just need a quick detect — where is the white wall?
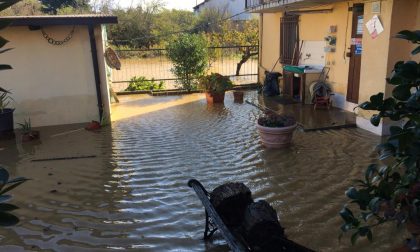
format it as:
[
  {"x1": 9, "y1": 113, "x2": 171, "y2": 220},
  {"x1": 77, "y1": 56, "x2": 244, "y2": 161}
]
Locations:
[
  {"x1": 0, "y1": 25, "x2": 111, "y2": 128},
  {"x1": 195, "y1": 0, "x2": 252, "y2": 20}
]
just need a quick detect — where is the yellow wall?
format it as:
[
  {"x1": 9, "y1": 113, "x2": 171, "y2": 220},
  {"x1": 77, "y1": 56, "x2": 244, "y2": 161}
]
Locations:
[
  {"x1": 1, "y1": 25, "x2": 111, "y2": 128},
  {"x1": 258, "y1": 0, "x2": 420, "y2": 135},
  {"x1": 259, "y1": 12, "x2": 282, "y2": 83},
  {"x1": 299, "y1": 2, "x2": 352, "y2": 95},
  {"x1": 259, "y1": 2, "x2": 356, "y2": 96}
]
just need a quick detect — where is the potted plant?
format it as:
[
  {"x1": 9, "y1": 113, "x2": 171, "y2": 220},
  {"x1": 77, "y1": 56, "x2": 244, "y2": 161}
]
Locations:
[
  {"x1": 0, "y1": 87, "x2": 14, "y2": 136},
  {"x1": 0, "y1": 166, "x2": 29, "y2": 226},
  {"x1": 18, "y1": 118, "x2": 39, "y2": 142},
  {"x1": 199, "y1": 73, "x2": 233, "y2": 104},
  {"x1": 256, "y1": 112, "x2": 297, "y2": 148}
]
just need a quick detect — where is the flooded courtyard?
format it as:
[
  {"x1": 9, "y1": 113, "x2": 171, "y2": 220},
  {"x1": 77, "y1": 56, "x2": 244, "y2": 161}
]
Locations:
[{"x1": 0, "y1": 91, "x2": 408, "y2": 251}]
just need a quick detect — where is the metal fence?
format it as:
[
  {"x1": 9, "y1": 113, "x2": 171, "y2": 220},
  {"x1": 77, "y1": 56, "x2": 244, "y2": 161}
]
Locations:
[{"x1": 111, "y1": 45, "x2": 259, "y2": 92}]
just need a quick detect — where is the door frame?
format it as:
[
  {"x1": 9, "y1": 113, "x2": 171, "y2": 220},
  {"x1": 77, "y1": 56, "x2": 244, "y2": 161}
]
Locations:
[{"x1": 346, "y1": 3, "x2": 364, "y2": 104}]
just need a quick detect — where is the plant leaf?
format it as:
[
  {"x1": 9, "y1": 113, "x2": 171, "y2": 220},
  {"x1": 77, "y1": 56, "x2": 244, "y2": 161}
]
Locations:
[
  {"x1": 370, "y1": 114, "x2": 381, "y2": 126},
  {"x1": 0, "y1": 203, "x2": 18, "y2": 212},
  {"x1": 0, "y1": 211, "x2": 19, "y2": 226},
  {"x1": 392, "y1": 84, "x2": 411, "y2": 101},
  {"x1": 0, "y1": 180, "x2": 27, "y2": 195},
  {"x1": 0, "y1": 65, "x2": 12, "y2": 71},
  {"x1": 0, "y1": 168, "x2": 9, "y2": 190},
  {"x1": 0, "y1": 195, "x2": 11, "y2": 203},
  {"x1": 351, "y1": 231, "x2": 359, "y2": 245},
  {"x1": 0, "y1": 36, "x2": 8, "y2": 48}
]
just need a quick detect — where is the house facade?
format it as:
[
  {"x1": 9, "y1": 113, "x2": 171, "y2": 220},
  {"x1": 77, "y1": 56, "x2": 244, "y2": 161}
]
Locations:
[
  {"x1": 0, "y1": 15, "x2": 117, "y2": 128},
  {"x1": 194, "y1": 0, "x2": 253, "y2": 20},
  {"x1": 248, "y1": 0, "x2": 420, "y2": 135}
]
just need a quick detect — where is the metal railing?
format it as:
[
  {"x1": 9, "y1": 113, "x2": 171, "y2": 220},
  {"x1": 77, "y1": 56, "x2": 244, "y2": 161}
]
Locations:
[
  {"x1": 246, "y1": 0, "x2": 275, "y2": 9},
  {"x1": 245, "y1": 0, "x2": 295, "y2": 9},
  {"x1": 111, "y1": 45, "x2": 259, "y2": 92}
]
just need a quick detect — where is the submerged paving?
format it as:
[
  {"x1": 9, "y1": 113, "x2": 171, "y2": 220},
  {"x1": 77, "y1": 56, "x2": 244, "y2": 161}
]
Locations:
[{"x1": 0, "y1": 91, "x2": 407, "y2": 251}]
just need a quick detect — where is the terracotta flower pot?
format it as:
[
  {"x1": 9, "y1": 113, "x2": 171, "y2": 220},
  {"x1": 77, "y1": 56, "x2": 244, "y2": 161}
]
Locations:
[
  {"x1": 256, "y1": 123, "x2": 297, "y2": 148},
  {"x1": 233, "y1": 91, "x2": 244, "y2": 103},
  {"x1": 205, "y1": 92, "x2": 225, "y2": 104}
]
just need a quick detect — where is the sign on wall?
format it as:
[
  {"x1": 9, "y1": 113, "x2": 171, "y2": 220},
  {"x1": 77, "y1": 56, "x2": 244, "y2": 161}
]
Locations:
[
  {"x1": 371, "y1": 1, "x2": 381, "y2": 14},
  {"x1": 365, "y1": 15, "x2": 384, "y2": 39}
]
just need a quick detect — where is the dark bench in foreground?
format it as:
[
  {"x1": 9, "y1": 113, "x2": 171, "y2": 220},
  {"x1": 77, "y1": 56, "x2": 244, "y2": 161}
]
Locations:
[{"x1": 188, "y1": 179, "x2": 315, "y2": 252}]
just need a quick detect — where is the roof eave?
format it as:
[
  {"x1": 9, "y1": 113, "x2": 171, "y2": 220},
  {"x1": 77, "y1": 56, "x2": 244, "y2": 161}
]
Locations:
[{"x1": 0, "y1": 15, "x2": 118, "y2": 26}]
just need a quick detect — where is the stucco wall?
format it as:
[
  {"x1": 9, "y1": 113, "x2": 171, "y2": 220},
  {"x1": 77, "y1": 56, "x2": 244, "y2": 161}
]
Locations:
[
  {"x1": 259, "y1": 12, "x2": 282, "y2": 83},
  {"x1": 1, "y1": 25, "x2": 110, "y2": 128}
]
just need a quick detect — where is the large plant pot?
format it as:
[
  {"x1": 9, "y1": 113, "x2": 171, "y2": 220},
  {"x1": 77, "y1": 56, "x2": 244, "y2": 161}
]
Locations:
[
  {"x1": 233, "y1": 91, "x2": 244, "y2": 103},
  {"x1": 257, "y1": 123, "x2": 297, "y2": 148},
  {"x1": 206, "y1": 92, "x2": 225, "y2": 104},
  {"x1": 0, "y1": 109, "x2": 14, "y2": 135}
]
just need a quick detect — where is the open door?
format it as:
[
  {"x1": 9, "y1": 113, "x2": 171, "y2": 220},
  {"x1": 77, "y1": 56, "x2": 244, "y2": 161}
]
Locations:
[{"x1": 346, "y1": 4, "x2": 364, "y2": 103}]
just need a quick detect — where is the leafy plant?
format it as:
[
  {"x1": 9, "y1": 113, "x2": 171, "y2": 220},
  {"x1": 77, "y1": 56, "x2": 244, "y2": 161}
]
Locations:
[
  {"x1": 198, "y1": 73, "x2": 233, "y2": 93},
  {"x1": 0, "y1": 167, "x2": 28, "y2": 226},
  {"x1": 340, "y1": 30, "x2": 420, "y2": 245},
  {"x1": 125, "y1": 76, "x2": 164, "y2": 91},
  {"x1": 0, "y1": 0, "x2": 21, "y2": 113},
  {"x1": 166, "y1": 34, "x2": 209, "y2": 91},
  {"x1": 18, "y1": 118, "x2": 31, "y2": 134},
  {"x1": 258, "y1": 113, "x2": 296, "y2": 128},
  {"x1": 0, "y1": 87, "x2": 12, "y2": 112}
]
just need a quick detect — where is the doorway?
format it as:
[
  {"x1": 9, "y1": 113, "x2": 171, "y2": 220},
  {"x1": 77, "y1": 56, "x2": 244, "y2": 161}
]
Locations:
[{"x1": 346, "y1": 3, "x2": 364, "y2": 103}]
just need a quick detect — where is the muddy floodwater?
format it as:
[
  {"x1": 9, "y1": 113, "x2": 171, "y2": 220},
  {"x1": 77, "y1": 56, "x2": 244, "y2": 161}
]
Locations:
[{"x1": 0, "y1": 92, "x2": 408, "y2": 251}]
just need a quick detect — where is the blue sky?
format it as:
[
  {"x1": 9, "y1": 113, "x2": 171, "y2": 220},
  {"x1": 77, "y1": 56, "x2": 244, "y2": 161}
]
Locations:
[{"x1": 117, "y1": 0, "x2": 199, "y2": 10}]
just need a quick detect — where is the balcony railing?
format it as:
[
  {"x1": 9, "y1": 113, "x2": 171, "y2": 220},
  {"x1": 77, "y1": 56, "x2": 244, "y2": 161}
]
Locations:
[{"x1": 245, "y1": 0, "x2": 304, "y2": 10}]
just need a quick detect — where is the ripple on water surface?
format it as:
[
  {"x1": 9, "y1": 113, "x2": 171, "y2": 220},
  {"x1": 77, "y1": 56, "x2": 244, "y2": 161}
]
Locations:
[{"x1": 0, "y1": 92, "x2": 407, "y2": 251}]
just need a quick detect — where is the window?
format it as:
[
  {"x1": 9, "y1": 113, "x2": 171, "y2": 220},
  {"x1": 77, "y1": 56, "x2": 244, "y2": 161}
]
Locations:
[{"x1": 280, "y1": 14, "x2": 299, "y2": 65}]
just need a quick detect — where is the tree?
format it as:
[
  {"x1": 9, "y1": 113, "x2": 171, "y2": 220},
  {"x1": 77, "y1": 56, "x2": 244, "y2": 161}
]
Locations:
[
  {"x1": 166, "y1": 34, "x2": 209, "y2": 91},
  {"x1": 194, "y1": 7, "x2": 230, "y2": 33},
  {"x1": 108, "y1": 1, "x2": 163, "y2": 48},
  {"x1": 339, "y1": 30, "x2": 420, "y2": 248},
  {"x1": 153, "y1": 9, "x2": 196, "y2": 46},
  {"x1": 0, "y1": 0, "x2": 43, "y2": 16},
  {"x1": 41, "y1": 0, "x2": 90, "y2": 14}
]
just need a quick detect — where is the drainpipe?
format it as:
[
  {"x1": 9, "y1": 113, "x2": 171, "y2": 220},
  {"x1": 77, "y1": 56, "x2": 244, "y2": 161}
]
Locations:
[{"x1": 88, "y1": 25, "x2": 104, "y2": 121}]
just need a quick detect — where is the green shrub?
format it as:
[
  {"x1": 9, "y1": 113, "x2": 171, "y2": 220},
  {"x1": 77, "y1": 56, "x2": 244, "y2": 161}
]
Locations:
[
  {"x1": 125, "y1": 76, "x2": 165, "y2": 91},
  {"x1": 339, "y1": 30, "x2": 420, "y2": 245},
  {"x1": 166, "y1": 34, "x2": 209, "y2": 91}
]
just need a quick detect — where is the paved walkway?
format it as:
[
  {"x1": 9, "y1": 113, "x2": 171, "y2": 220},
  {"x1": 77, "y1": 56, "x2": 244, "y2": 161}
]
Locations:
[{"x1": 257, "y1": 95, "x2": 357, "y2": 131}]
